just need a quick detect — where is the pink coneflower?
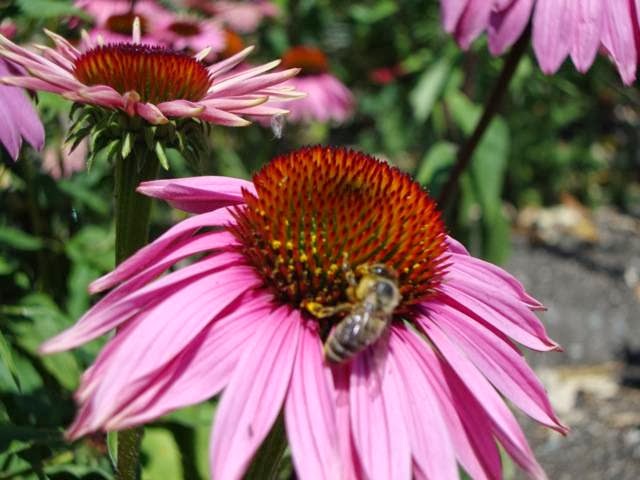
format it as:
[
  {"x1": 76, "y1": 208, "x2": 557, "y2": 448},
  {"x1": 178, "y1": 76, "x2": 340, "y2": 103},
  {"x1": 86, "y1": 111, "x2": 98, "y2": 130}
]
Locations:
[
  {"x1": 0, "y1": 27, "x2": 302, "y2": 127},
  {"x1": 0, "y1": 22, "x2": 44, "y2": 161},
  {"x1": 76, "y1": 0, "x2": 169, "y2": 45},
  {"x1": 42, "y1": 140, "x2": 86, "y2": 179},
  {"x1": 273, "y1": 46, "x2": 354, "y2": 124},
  {"x1": 442, "y1": 0, "x2": 640, "y2": 85},
  {"x1": 188, "y1": 0, "x2": 279, "y2": 34},
  {"x1": 156, "y1": 15, "x2": 225, "y2": 54},
  {"x1": 42, "y1": 146, "x2": 565, "y2": 479}
]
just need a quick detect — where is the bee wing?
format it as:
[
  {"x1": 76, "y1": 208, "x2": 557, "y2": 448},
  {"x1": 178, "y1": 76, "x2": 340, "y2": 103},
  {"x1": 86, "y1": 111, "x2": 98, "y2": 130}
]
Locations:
[
  {"x1": 270, "y1": 113, "x2": 286, "y2": 139},
  {"x1": 360, "y1": 294, "x2": 392, "y2": 397}
]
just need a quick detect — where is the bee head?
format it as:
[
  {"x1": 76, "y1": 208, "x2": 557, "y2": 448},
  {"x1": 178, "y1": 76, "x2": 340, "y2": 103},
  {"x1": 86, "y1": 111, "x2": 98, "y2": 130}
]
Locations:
[{"x1": 367, "y1": 263, "x2": 398, "y2": 281}]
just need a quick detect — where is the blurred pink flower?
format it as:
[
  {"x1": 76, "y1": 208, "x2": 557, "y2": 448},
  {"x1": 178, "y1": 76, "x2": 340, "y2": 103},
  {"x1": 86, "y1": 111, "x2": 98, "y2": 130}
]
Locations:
[
  {"x1": 189, "y1": 0, "x2": 279, "y2": 33},
  {"x1": 441, "y1": 0, "x2": 640, "y2": 85},
  {"x1": 42, "y1": 140, "x2": 86, "y2": 179},
  {"x1": 0, "y1": 22, "x2": 44, "y2": 160},
  {"x1": 155, "y1": 15, "x2": 225, "y2": 54},
  {"x1": 76, "y1": 0, "x2": 170, "y2": 44},
  {"x1": 41, "y1": 146, "x2": 565, "y2": 480},
  {"x1": 274, "y1": 46, "x2": 354, "y2": 124},
  {"x1": 0, "y1": 28, "x2": 303, "y2": 127}
]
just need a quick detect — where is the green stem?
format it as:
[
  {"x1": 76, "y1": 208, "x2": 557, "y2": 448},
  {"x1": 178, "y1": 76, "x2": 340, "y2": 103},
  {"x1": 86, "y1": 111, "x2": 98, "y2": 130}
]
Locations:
[
  {"x1": 245, "y1": 416, "x2": 288, "y2": 480},
  {"x1": 113, "y1": 151, "x2": 159, "y2": 480},
  {"x1": 114, "y1": 151, "x2": 158, "y2": 263},
  {"x1": 437, "y1": 27, "x2": 530, "y2": 209}
]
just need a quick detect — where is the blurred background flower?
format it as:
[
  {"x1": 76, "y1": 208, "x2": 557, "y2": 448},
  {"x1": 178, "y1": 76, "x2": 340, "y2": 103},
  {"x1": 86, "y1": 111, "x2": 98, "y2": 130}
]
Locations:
[
  {"x1": 0, "y1": 20, "x2": 44, "y2": 161},
  {"x1": 273, "y1": 46, "x2": 354, "y2": 124},
  {"x1": 442, "y1": 0, "x2": 640, "y2": 84}
]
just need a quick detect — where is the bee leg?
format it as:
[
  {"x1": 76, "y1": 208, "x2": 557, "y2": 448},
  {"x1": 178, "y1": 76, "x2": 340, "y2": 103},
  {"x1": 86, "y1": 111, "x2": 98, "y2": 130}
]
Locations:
[
  {"x1": 341, "y1": 253, "x2": 358, "y2": 287},
  {"x1": 305, "y1": 301, "x2": 352, "y2": 319}
]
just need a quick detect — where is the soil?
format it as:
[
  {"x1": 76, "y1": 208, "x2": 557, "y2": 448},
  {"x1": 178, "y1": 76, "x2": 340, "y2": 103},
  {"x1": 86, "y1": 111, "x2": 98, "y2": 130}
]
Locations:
[{"x1": 504, "y1": 207, "x2": 640, "y2": 478}]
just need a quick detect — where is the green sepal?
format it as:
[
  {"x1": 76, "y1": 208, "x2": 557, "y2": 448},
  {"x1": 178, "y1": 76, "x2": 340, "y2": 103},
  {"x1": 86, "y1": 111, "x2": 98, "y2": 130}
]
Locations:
[
  {"x1": 121, "y1": 132, "x2": 133, "y2": 159},
  {"x1": 155, "y1": 142, "x2": 170, "y2": 170}
]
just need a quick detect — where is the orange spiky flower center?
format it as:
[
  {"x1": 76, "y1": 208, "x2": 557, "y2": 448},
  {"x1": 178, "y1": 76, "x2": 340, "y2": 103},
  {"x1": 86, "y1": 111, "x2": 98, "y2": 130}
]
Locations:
[
  {"x1": 169, "y1": 20, "x2": 201, "y2": 37},
  {"x1": 281, "y1": 46, "x2": 329, "y2": 76},
  {"x1": 73, "y1": 44, "x2": 212, "y2": 103},
  {"x1": 230, "y1": 146, "x2": 449, "y2": 318},
  {"x1": 106, "y1": 13, "x2": 148, "y2": 36}
]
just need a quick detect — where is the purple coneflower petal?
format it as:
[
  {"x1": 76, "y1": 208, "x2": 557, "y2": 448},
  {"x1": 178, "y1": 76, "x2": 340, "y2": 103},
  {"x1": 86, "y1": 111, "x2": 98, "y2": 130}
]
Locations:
[
  {"x1": 425, "y1": 301, "x2": 565, "y2": 430},
  {"x1": 438, "y1": 282, "x2": 558, "y2": 351},
  {"x1": 78, "y1": 268, "x2": 261, "y2": 430},
  {"x1": 210, "y1": 307, "x2": 301, "y2": 480},
  {"x1": 533, "y1": 0, "x2": 572, "y2": 74},
  {"x1": 448, "y1": 251, "x2": 545, "y2": 309},
  {"x1": 454, "y1": 0, "x2": 493, "y2": 49},
  {"x1": 135, "y1": 102, "x2": 169, "y2": 124},
  {"x1": 442, "y1": 0, "x2": 469, "y2": 33},
  {"x1": 388, "y1": 329, "x2": 458, "y2": 480},
  {"x1": 89, "y1": 208, "x2": 237, "y2": 293},
  {"x1": 157, "y1": 99, "x2": 205, "y2": 117},
  {"x1": 349, "y1": 350, "x2": 411, "y2": 480},
  {"x1": 601, "y1": 0, "x2": 637, "y2": 84},
  {"x1": 488, "y1": 0, "x2": 534, "y2": 55},
  {"x1": 422, "y1": 320, "x2": 550, "y2": 479},
  {"x1": 41, "y1": 250, "x2": 244, "y2": 353},
  {"x1": 138, "y1": 176, "x2": 253, "y2": 213},
  {"x1": 568, "y1": 0, "x2": 603, "y2": 72},
  {"x1": 285, "y1": 321, "x2": 342, "y2": 479},
  {"x1": 199, "y1": 107, "x2": 251, "y2": 127},
  {"x1": 109, "y1": 292, "x2": 270, "y2": 430},
  {"x1": 396, "y1": 327, "x2": 502, "y2": 480}
]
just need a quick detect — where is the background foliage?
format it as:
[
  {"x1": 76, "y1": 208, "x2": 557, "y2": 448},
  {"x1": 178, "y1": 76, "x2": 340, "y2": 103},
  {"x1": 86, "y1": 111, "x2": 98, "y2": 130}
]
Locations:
[{"x1": 1, "y1": 0, "x2": 639, "y2": 478}]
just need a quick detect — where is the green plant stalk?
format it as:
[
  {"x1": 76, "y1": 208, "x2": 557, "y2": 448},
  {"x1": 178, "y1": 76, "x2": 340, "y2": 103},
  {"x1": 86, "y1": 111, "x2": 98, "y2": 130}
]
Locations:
[
  {"x1": 113, "y1": 150, "x2": 159, "y2": 480},
  {"x1": 245, "y1": 416, "x2": 288, "y2": 480},
  {"x1": 437, "y1": 27, "x2": 530, "y2": 209}
]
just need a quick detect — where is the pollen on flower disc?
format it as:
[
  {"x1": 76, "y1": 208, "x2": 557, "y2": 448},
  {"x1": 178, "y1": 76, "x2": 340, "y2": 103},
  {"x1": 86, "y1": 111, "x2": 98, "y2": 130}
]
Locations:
[
  {"x1": 280, "y1": 46, "x2": 329, "y2": 75},
  {"x1": 73, "y1": 44, "x2": 212, "y2": 103},
  {"x1": 230, "y1": 146, "x2": 449, "y2": 318}
]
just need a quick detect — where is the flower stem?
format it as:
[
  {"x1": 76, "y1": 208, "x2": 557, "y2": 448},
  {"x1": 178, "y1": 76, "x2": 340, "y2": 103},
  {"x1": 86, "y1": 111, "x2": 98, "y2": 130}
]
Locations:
[
  {"x1": 114, "y1": 152, "x2": 158, "y2": 263},
  {"x1": 437, "y1": 27, "x2": 530, "y2": 209},
  {"x1": 245, "y1": 416, "x2": 288, "y2": 480},
  {"x1": 113, "y1": 151, "x2": 159, "y2": 479}
]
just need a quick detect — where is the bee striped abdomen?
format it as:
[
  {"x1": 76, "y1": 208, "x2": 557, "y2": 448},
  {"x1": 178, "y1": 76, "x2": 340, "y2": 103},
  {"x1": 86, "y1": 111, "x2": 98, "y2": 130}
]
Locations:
[{"x1": 324, "y1": 308, "x2": 378, "y2": 363}]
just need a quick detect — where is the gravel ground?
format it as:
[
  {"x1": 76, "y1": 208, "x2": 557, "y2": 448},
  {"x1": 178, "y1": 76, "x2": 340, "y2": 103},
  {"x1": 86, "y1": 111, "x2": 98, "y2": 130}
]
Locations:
[
  {"x1": 504, "y1": 208, "x2": 640, "y2": 478},
  {"x1": 507, "y1": 208, "x2": 640, "y2": 367},
  {"x1": 518, "y1": 364, "x2": 640, "y2": 480}
]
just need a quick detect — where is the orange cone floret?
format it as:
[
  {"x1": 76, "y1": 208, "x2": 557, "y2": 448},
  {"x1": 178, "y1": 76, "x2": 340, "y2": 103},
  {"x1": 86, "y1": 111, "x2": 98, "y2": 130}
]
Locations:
[
  {"x1": 230, "y1": 146, "x2": 448, "y2": 318},
  {"x1": 73, "y1": 44, "x2": 212, "y2": 103},
  {"x1": 281, "y1": 46, "x2": 329, "y2": 75}
]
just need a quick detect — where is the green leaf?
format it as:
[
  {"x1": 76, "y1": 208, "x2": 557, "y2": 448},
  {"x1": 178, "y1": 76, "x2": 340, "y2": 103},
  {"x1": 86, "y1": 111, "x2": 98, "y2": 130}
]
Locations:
[
  {"x1": 141, "y1": 428, "x2": 183, "y2": 480},
  {"x1": 415, "y1": 141, "x2": 457, "y2": 196},
  {"x1": 57, "y1": 180, "x2": 110, "y2": 215},
  {"x1": 9, "y1": 294, "x2": 81, "y2": 390},
  {"x1": 107, "y1": 431, "x2": 118, "y2": 471},
  {"x1": 0, "y1": 330, "x2": 20, "y2": 392},
  {"x1": 0, "y1": 226, "x2": 44, "y2": 251},
  {"x1": 16, "y1": 0, "x2": 85, "y2": 19},
  {"x1": 410, "y1": 55, "x2": 454, "y2": 122},
  {"x1": 349, "y1": 1, "x2": 398, "y2": 23}
]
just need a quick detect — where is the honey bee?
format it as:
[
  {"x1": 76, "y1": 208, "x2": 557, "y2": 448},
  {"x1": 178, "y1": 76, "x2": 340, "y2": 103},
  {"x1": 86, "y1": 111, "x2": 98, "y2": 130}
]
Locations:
[{"x1": 305, "y1": 262, "x2": 402, "y2": 364}]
